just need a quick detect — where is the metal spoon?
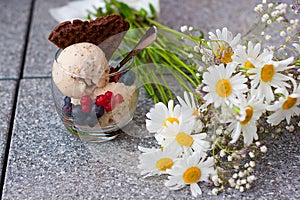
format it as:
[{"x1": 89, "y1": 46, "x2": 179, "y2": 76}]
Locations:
[{"x1": 113, "y1": 26, "x2": 157, "y2": 71}]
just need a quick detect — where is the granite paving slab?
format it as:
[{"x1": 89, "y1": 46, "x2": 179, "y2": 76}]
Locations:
[
  {"x1": 0, "y1": 0, "x2": 32, "y2": 79},
  {"x1": 0, "y1": 80, "x2": 17, "y2": 181},
  {"x1": 23, "y1": 0, "x2": 69, "y2": 78},
  {"x1": 2, "y1": 78, "x2": 299, "y2": 199}
]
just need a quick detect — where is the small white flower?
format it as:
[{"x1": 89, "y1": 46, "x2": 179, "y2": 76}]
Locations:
[
  {"x1": 265, "y1": 35, "x2": 272, "y2": 40},
  {"x1": 165, "y1": 152, "x2": 216, "y2": 197},
  {"x1": 248, "y1": 56, "x2": 294, "y2": 103},
  {"x1": 137, "y1": 145, "x2": 181, "y2": 177},
  {"x1": 146, "y1": 100, "x2": 194, "y2": 133},
  {"x1": 280, "y1": 31, "x2": 286, "y2": 37},
  {"x1": 212, "y1": 188, "x2": 219, "y2": 195},
  {"x1": 267, "y1": 81, "x2": 300, "y2": 125},
  {"x1": 260, "y1": 145, "x2": 267, "y2": 153},
  {"x1": 202, "y1": 63, "x2": 248, "y2": 108},
  {"x1": 249, "y1": 161, "x2": 256, "y2": 167},
  {"x1": 180, "y1": 25, "x2": 188, "y2": 32}
]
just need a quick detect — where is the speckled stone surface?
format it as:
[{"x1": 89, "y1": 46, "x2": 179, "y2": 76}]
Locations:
[
  {"x1": 0, "y1": 81, "x2": 16, "y2": 181},
  {"x1": 23, "y1": 0, "x2": 69, "y2": 78},
  {"x1": 2, "y1": 79, "x2": 300, "y2": 200},
  {"x1": 0, "y1": 0, "x2": 31, "y2": 79}
]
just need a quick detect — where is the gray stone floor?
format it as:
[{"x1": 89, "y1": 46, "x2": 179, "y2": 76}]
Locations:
[{"x1": 0, "y1": 0, "x2": 299, "y2": 199}]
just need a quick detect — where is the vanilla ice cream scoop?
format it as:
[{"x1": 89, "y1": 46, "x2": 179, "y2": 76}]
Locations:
[{"x1": 52, "y1": 42, "x2": 109, "y2": 98}]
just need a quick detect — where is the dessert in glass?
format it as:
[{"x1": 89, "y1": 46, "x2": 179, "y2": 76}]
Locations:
[{"x1": 51, "y1": 42, "x2": 139, "y2": 142}]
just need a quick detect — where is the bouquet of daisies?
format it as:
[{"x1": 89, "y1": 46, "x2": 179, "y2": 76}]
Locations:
[{"x1": 138, "y1": 0, "x2": 299, "y2": 197}]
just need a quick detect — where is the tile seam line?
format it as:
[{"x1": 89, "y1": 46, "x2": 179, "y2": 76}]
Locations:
[{"x1": 0, "y1": 0, "x2": 36, "y2": 197}]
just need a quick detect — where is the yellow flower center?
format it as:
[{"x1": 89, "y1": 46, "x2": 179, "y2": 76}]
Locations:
[
  {"x1": 216, "y1": 79, "x2": 232, "y2": 97},
  {"x1": 261, "y1": 64, "x2": 275, "y2": 82},
  {"x1": 176, "y1": 132, "x2": 194, "y2": 147},
  {"x1": 216, "y1": 46, "x2": 233, "y2": 64},
  {"x1": 183, "y1": 167, "x2": 201, "y2": 184},
  {"x1": 193, "y1": 109, "x2": 199, "y2": 116},
  {"x1": 156, "y1": 158, "x2": 174, "y2": 171},
  {"x1": 240, "y1": 106, "x2": 254, "y2": 125},
  {"x1": 282, "y1": 96, "x2": 297, "y2": 110},
  {"x1": 163, "y1": 117, "x2": 179, "y2": 127},
  {"x1": 245, "y1": 60, "x2": 255, "y2": 69}
]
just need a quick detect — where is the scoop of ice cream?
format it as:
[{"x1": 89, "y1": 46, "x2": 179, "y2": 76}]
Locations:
[{"x1": 52, "y1": 42, "x2": 109, "y2": 98}]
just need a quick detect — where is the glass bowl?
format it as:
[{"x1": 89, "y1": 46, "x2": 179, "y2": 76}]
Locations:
[{"x1": 51, "y1": 43, "x2": 139, "y2": 142}]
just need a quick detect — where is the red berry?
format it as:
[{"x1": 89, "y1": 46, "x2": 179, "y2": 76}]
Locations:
[
  {"x1": 104, "y1": 103, "x2": 113, "y2": 112},
  {"x1": 80, "y1": 95, "x2": 93, "y2": 113},
  {"x1": 104, "y1": 91, "x2": 113, "y2": 99},
  {"x1": 96, "y1": 94, "x2": 108, "y2": 106},
  {"x1": 81, "y1": 104, "x2": 91, "y2": 113},
  {"x1": 113, "y1": 94, "x2": 124, "y2": 104},
  {"x1": 80, "y1": 95, "x2": 92, "y2": 106}
]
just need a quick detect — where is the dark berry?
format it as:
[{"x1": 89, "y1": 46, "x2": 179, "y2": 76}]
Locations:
[
  {"x1": 72, "y1": 105, "x2": 88, "y2": 125},
  {"x1": 64, "y1": 96, "x2": 72, "y2": 105},
  {"x1": 62, "y1": 104, "x2": 72, "y2": 117},
  {"x1": 86, "y1": 114, "x2": 99, "y2": 127},
  {"x1": 93, "y1": 104, "x2": 105, "y2": 118},
  {"x1": 119, "y1": 70, "x2": 135, "y2": 86}
]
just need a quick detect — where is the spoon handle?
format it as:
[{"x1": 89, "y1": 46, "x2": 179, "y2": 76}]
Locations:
[{"x1": 115, "y1": 26, "x2": 157, "y2": 70}]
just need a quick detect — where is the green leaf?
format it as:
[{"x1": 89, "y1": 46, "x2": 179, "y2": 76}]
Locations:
[{"x1": 149, "y1": 3, "x2": 157, "y2": 17}]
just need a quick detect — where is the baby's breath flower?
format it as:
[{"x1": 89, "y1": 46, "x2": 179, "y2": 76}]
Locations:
[
  {"x1": 260, "y1": 145, "x2": 267, "y2": 153},
  {"x1": 265, "y1": 35, "x2": 272, "y2": 40},
  {"x1": 180, "y1": 25, "x2": 188, "y2": 32},
  {"x1": 268, "y1": 3, "x2": 274, "y2": 8},
  {"x1": 249, "y1": 152, "x2": 255, "y2": 158},
  {"x1": 255, "y1": 4, "x2": 264, "y2": 12},
  {"x1": 212, "y1": 188, "x2": 219, "y2": 195},
  {"x1": 280, "y1": 31, "x2": 286, "y2": 37},
  {"x1": 246, "y1": 183, "x2": 251, "y2": 189},
  {"x1": 249, "y1": 161, "x2": 256, "y2": 168},
  {"x1": 239, "y1": 186, "x2": 245, "y2": 192}
]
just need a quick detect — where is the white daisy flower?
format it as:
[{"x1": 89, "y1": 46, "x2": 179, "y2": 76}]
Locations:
[
  {"x1": 165, "y1": 151, "x2": 216, "y2": 197},
  {"x1": 146, "y1": 100, "x2": 194, "y2": 134},
  {"x1": 202, "y1": 62, "x2": 248, "y2": 108},
  {"x1": 208, "y1": 27, "x2": 241, "y2": 64},
  {"x1": 208, "y1": 27, "x2": 241, "y2": 50},
  {"x1": 155, "y1": 122, "x2": 210, "y2": 156},
  {"x1": 177, "y1": 91, "x2": 203, "y2": 132},
  {"x1": 232, "y1": 41, "x2": 273, "y2": 71},
  {"x1": 267, "y1": 80, "x2": 300, "y2": 125},
  {"x1": 137, "y1": 145, "x2": 181, "y2": 177},
  {"x1": 248, "y1": 56, "x2": 294, "y2": 103},
  {"x1": 228, "y1": 94, "x2": 266, "y2": 145}
]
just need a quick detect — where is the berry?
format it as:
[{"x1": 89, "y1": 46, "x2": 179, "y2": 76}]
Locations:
[
  {"x1": 80, "y1": 95, "x2": 93, "y2": 113},
  {"x1": 104, "y1": 102, "x2": 113, "y2": 112},
  {"x1": 93, "y1": 103, "x2": 105, "y2": 118},
  {"x1": 113, "y1": 93, "x2": 124, "y2": 104},
  {"x1": 86, "y1": 114, "x2": 99, "y2": 127},
  {"x1": 104, "y1": 91, "x2": 113, "y2": 99},
  {"x1": 64, "y1": 96, "x2": 72, "y2": 105},
  {"x1": 96, "y1": 91, "x2": 113, "y2": 107},
  {"x1": 119, "y1": 70, "x2": 135, "y2": 86},
  {"x1": 62, "y1": 104, "x2": 72, "y2": 117}
]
